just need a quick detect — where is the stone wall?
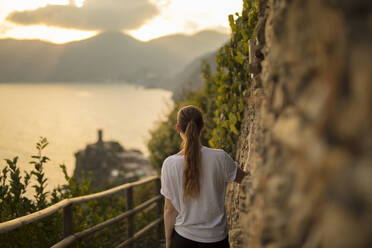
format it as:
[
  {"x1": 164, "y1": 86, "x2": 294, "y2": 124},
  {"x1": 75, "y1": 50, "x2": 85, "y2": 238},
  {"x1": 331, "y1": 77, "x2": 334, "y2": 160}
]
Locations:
[{"x1": 226, "y1": 0, "x2": 372, "y2": 247}]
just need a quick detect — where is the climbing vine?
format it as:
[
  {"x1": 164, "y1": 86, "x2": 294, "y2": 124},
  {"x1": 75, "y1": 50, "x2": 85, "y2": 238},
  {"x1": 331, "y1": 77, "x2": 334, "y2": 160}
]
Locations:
[{"x1": 209, "y1": 0, "x2": 259, "y2": 156}]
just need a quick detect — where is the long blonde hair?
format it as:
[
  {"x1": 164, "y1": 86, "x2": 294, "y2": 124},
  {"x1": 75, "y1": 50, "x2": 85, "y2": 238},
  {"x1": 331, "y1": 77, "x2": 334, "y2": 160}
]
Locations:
[{"x1": 177, "y1": 105, "x2": 204, "y2": 199}]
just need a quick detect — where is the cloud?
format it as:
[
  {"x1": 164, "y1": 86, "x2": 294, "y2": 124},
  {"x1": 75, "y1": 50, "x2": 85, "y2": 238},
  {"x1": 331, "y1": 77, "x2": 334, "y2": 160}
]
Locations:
[
  {"x1": 6, "y1": 0, "x2": 159, "y2": 31},
  {"x1": 184, "y1": 21, "x2": 199, "y2": 32},
  {"x1": 0, "y1": 23, "x2": 11, "y2": 35}
]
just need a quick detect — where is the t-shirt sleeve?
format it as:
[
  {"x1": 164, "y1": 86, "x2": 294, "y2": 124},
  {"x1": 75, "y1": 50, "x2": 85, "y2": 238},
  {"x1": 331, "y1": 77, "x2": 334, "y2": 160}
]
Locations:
[
  {"x1": 223, "y1": 151, "x2": 238, "y2": 182},
  {"x1": 160, "y1": 159, "x2": 173, "y2": 200}
]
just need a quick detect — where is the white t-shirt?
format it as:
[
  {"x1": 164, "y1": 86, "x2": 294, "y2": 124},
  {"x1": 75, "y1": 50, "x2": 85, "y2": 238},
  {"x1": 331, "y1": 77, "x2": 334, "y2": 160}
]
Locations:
[{"x1": 160, "y1": 146, "x2": 238, "y2": 243}]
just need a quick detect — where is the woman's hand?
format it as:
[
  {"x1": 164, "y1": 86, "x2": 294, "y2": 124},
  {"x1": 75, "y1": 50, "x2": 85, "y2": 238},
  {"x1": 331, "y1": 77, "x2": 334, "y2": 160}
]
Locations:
[{"x1": 234, "y1": 166, "x2": 248, "y2": 184}]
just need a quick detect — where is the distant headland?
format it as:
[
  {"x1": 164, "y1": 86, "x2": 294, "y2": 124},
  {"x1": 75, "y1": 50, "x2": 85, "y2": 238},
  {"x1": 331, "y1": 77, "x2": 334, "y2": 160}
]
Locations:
[{"x1": 74, "y1": 129, "x2": 156, "y2": 189}]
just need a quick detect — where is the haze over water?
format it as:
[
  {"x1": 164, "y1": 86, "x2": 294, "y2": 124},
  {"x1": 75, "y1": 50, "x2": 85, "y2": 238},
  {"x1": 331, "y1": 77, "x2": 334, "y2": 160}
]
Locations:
[{"x1": 0, "y1": 83, "x2": 172, "y2": 190}]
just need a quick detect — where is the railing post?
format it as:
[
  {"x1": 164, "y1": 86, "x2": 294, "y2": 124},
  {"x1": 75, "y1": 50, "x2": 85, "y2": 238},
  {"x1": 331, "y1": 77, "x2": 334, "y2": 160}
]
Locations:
[
  {"x1": 63, "y1": 203, "x2": 74, "y2": 238},
  {"x1": 126, "y1": 187, "x2": 134, "y2": 248},
  {"x1": 155, "y1": 178, "x2": 163, "y2": 243}
]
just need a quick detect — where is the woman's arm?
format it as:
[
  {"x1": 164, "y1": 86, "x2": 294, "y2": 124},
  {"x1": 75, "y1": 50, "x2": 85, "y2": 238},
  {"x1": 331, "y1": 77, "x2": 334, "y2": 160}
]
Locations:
[{"x1": 164, "y1": 197, "x2": 178, "y2": 248}]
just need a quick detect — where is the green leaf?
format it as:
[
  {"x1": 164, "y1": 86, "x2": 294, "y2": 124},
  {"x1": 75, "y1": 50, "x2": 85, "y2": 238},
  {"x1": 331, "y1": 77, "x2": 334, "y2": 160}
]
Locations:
[
  {"x1": 228, "y1": 15, "x2": 237, "y2": 32},
  {"x1": 229, "y1": 113, "x2": 238, "y2": 125},
  {"x1": 12, "y1": 157, "x2": 18, "y2": 165},
  {"x1": 5, "y1": 159, "x2": 13, "y2": 166}
]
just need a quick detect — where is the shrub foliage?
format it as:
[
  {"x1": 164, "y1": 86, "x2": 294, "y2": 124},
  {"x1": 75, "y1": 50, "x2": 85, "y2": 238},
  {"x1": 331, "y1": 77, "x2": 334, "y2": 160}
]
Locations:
[{"x1": 0, "y1": 138, "x2": 159, "y2": 248}]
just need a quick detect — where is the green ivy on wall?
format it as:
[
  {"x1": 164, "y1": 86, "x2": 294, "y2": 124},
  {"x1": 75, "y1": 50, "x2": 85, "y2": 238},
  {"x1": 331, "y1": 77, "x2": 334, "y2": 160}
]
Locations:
[{"x1": 209, "y1": 0, "x2": 258, "y2": 157}]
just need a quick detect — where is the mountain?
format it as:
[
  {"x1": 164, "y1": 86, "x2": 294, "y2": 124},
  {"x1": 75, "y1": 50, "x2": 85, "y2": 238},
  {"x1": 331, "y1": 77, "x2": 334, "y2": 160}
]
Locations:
[
  {"x1": 149, "y1": 30, "x2": 228, "y2": 62},
  {"x1": 47, "y1": 32, "x2": 183, "y2": 86},
  {"x1": 0, "y1": 30, "x2": 228, "y2": 89},
  {"x1": 169, "y1": 49, "x2": 220, "y2": 98},
  {"x1": 0, "y1": 39, "x2": 63, "y2": 82}
]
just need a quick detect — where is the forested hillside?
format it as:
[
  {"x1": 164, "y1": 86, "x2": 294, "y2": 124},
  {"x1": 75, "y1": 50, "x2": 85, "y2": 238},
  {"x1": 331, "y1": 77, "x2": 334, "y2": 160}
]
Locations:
[{"x1": 169, "y1": 50, "x2": 218, "y2": 97}]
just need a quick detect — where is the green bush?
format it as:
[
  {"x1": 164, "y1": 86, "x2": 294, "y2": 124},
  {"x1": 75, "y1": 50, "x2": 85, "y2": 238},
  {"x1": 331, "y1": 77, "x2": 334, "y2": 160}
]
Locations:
[
  {"x1": 0, "y1": 138, "x2": 65, "y2": 247},
  {"x1": 0, "y1": 137, "x2": 160, "y2": 248}
]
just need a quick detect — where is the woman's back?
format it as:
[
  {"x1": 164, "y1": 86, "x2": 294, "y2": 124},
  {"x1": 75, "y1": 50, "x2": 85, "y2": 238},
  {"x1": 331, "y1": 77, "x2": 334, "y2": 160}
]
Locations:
[{"x1": 161, "y1": 145, "x2": 237, "y2": 243}]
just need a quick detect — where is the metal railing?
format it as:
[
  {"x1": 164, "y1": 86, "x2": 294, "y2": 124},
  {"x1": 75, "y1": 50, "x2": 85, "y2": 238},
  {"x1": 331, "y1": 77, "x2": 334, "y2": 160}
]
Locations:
[{"x1": 0, "y1": 176, "x2": 163, "y2": 247}]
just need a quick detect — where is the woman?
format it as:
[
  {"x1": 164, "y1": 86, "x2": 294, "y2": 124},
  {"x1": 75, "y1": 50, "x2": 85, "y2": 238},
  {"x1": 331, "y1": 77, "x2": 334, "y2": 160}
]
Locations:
[{"x1": 160, "y1": 105, "x2": 247, "y2": 248}]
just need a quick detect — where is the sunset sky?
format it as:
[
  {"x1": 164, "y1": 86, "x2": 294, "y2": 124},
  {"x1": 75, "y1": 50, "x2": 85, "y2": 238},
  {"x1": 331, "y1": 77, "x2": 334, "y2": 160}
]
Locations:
[{"x1": 0, "y1": 0, "x2": 243, "y2": 43}]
